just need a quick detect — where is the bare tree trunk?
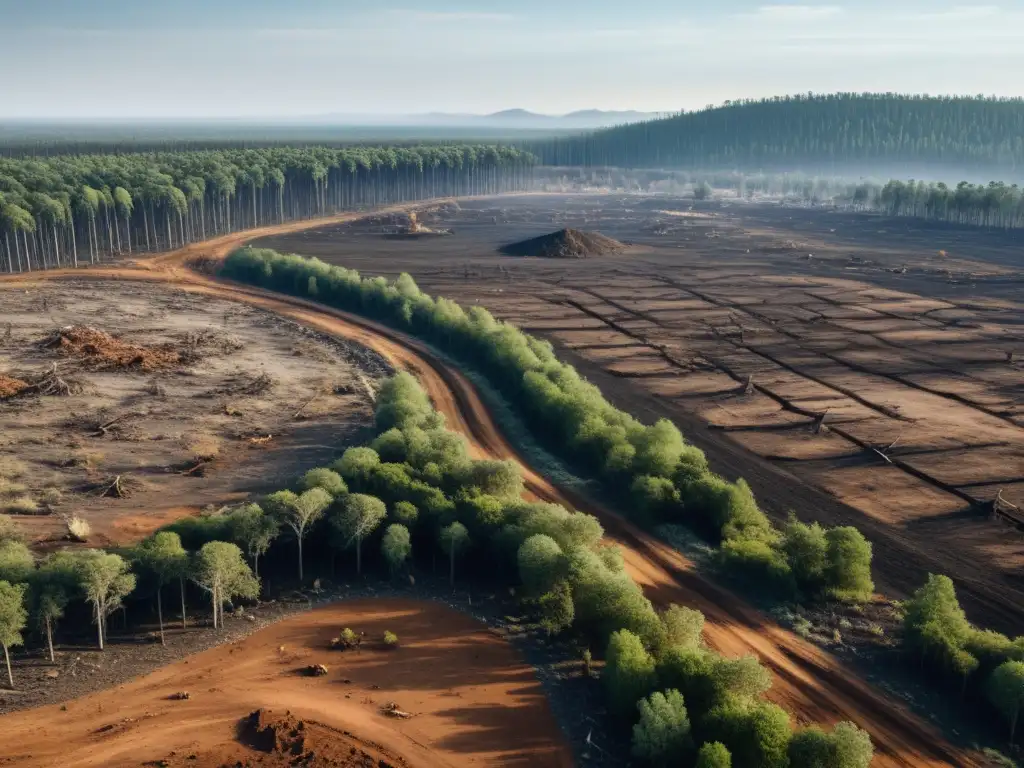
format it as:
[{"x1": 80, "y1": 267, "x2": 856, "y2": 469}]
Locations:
[
  {"x1": 297, "y1": 537, "x2": 304, "y2": 582},
  {"x1": 450, "y1": 548, "x2": 455, "y2": 587},
  {"x1": 179, "y1": 577, "x2": 187, "y2": 629},
  {"x1": 3, "y1": 643, "x2": 11, "y2": 692},
  {"x1": 157, "y1": 587, "x2": 165, "y2": 646},
  {"x1": 356, "y1": 534, "x2": 362, "y2": 575},
  {"x1": 96, "y1": 604, "x2": 104, "y2": 651},
  {"x1": 45, "y1": 617, "x2": 55, "y2": 663}
]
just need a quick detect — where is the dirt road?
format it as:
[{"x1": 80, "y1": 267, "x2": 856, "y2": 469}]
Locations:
[
  {"x1": 0, "y1": 201, "x2": 975, "y2": 767},
  {"x1": 0, "y1": 599, "x2": 571, "y2": 768}
]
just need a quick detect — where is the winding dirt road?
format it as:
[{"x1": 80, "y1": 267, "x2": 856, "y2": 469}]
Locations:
[{"x1": 0, "y1": 204, "x2": 976, "y2": 767}]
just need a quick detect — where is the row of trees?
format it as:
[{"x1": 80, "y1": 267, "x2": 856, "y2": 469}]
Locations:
[
  {"x1": 222, "y1": 248, "x2": 875, "y2": 606},
  {"x1": 0, "y1": 373, "x2": 874, "y2": 765},
  {"x1": 0, "y1": 144, "x2": 535, "y2": 274},
  {"x1": 526, "y1": 94, "x2": 1024, "y2": 173},
  {"x1": 221, "y1": 248, "x2": 1024, "y2": 749}
]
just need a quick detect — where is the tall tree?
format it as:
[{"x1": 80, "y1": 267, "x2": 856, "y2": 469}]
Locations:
[{"x1": 191, "y1": 542, "x2": 259, "y2": 630}]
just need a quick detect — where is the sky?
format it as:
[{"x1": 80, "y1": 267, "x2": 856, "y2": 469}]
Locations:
[{"x1": 2, "y1": 0, "x2": 1024, "y2": 119}]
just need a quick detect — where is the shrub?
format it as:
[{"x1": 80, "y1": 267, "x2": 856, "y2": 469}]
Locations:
[
  {"x1": 781, "y1": 515, "x2": 828, "y2": 594},
  {"x1": 538, "y1": 580, "x2": 575, "y2": 636},
  {"x1": 65, "y1": 514, "x2": 92, "y2": 543},
  {"x1": 660, "y1": 605, "x2": 705, "y2": 652},
  {"x1": 517, "y1": 534, "x2": 566, "y2": 595},
  {"x1": 383, "y1": 630, "x2": 399, "y2": 647},
  {"x1": 717, "y1": 537, "x2": 794, "y2": 598},
  {"x1": 824, "y1": 527, "x2": 874, "y2": 602},
  {"x1": 695, "y1": 742, "x2": 732, "y2": 768},
  {"x1": 987, "y1": 661, "x2": 1024, "y2": 741},
  {"x1": 604, "y1": 629, "x2": 657, "y2": 719},
  {"x1": 0, "y1": 516, "x2": 24, "y2": 544},
  {"x1": 789, "y1": 722, "x2": 873, "y2": 768},
  {"x1": 632, "y1": 689, "x2": 693, "y2": 766},
  {"x1": 702, "y1": 701, "x2": 791, "y2": 768}
]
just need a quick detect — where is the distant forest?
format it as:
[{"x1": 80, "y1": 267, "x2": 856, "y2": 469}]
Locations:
[
  {"x1": 0, "y1": 146, "x2": 534, "y2": 274},
  {"x1": 528, "y1": 94, "x2": 1024, "y2": 176}
]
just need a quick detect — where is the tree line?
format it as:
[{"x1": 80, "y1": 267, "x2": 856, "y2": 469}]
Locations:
[
  {"x1": 0, "y1": 145, "x2": 535, "y2": 274},
  {"x1": 0, "y1": 373, "x2": 875, "y2": 766},
  {"x1": 220, "y1": 248, "x2": 1024, "y2": 749},
  {"x1": 221, "y1": 247, "x2": 876, "y2": 607},
  {"x1": 526, "y1": 94, "x2": 1024, "y2": 174}
]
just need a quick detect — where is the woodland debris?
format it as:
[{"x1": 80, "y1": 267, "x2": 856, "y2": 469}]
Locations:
[
  {"x1": 379, "y1": 702, "x2": 413, "y2": 719},
  {"x1": 26, "y1": 363, "x2": 81, "y2": 397},
  {"x1": 41, "y1": 325, "x2": 181, "y2": 371},
  {"x1": 304, "y1": 664, "x2": 329, "y2": 677},
  {"x1": 169, "y1": 691, "x2": 191, "y2": 701},
  {"x1": 0, "y1": 374, "x2": 30, "y2": 400}
]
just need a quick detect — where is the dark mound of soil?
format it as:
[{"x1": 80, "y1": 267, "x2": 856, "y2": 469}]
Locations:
[
  {"x1": 499, "y1": 228, "x2": 625, "y2": 259},
  {"x1": 158, "y1": 709, "x2": 400, "y2": 767}
]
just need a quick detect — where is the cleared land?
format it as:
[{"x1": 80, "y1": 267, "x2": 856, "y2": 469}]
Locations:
[
  {"x1": 0, "y1": 280, "x2": 388, "y2": 548},
  {"x1": 0, "y1": 197, "x2": 989, "y2": 766},
  {"x1": 256, "y1": 194, "x2": 1024, "y2": 637},
  {"x1": 0, "y1": 598, "x2": 571, "y2": 768}
]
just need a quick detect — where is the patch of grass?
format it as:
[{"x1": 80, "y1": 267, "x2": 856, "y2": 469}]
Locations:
[
  {"x1": 65, "y1": 514, "x2": 91, "y2": 542},
  {"x1": 3, "y1": 496, "x2": 39, "y2": 515},
  {"x1": 0, "y1": 456, "x2": 28, "y2": 480},
  {"x1": 0, "y1": 515, "x2": 26, "y2": 543},
  {"x1": 792, "y1": 617, "x2": 813, "y2": 638},
  {"x1": 39, "y1": 487, "x2": 63, "y2": 507},
  {"x1": 0, "y1": 479, "x2": 28, "y2": 498}
]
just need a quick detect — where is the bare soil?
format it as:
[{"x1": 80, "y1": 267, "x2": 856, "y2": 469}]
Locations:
[
  {"x1": 0, "y1": 280, "x2": 390, "y2": 548},
  {"x1": 0, "y1": 598, "x2": 571, "y2": 768},
  {"x1": 0, "y1": 195, "x2": 994, "y2": 766},
  {"x1": 256, "y1": 194, "x2": 1024, "y2": 638}
]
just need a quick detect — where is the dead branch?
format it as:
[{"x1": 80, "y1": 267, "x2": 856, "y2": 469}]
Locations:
[
  {"x1": 91, "y1": 414, "x2": 129, "y2": 438},
  {"x1": 743, "y1": 375, "x2": 756, "y2": 395},
  {"x1": 869, "y1": 448, "x2": 893, "y2": 465},
  {"x1": 27, "y1": 363, "x2": 80, "y2": 397},
  {"x1": 884, "y1": 432, "x2": 904, "y2": 453},
  {"x1": 178, "y1": 461, "x2": 211, "y2": 477},
  {"x1": 247, "y1": 435, "x2": 273, "y2": 446},
  {"x1": 293, "y1": 392, "x2": 321, "y2": 419},
  {"x1": 813, "y1": 408, "x2": 831, "y2": 434},
  {"x1": 98, "y1": 475, "x2": 128, "y2": 498}
]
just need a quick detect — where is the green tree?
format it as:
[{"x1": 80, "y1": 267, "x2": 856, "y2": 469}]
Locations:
[
  {"x1": 695, "y1": 742, "x2": 732, "y2": 768},
  {"x1": 0, "y1": 540, "x2": 33, "y2": 583},
  {"x1": 332, "y1": 447, "x2": 382, "y2": 487},
  {"x1": 297, "y1": 467, "x2": 347, "y2": 497},
  {"x1": 439, "y1": 521, "x2": 470, "y2": 587},
  {"x1": 632, "y1": 689, "x2": 692, "y2": 766},
  {"x1": 988, "y1": 661, "x2": 1024, "y2": 742},
  {"x1": 31, "y1": 554, "x2": 76, "y2": 663},
  {"x1": 660, "y1": 604, "x2": 705, "y2": 652},
  {"x1": 781, "y1": 516, "x2": 828, "y2": 593},
  {"x1": 133, "y1": 532, "x2": 188, "y2": 645},
  {"x1": 517, "y1": 534, "x2": 565, "y2": 595},
  {"x1": 267, "y1": 488, "x2": 330, "y2": 581},
  {"x1": 228, "y1": 503, "x2": 279, "y2": 577},
  {"x1": 824, "y1": 527, "x2": 873, "y2": 602},
  {"x1": 72, "y1": 550, "x2": 136, "y2": 650},
  {"x1": 703, "y1": 701, "x2": 792, "y2": 768},
  {"x1": 333, "y1": 494, "x2": 387, "y2": 575},
  {"x1": 604, "y1": 629, "x2": 657, "y2": 719},
  {"x1": 191, "y1": 541, "x2": 259, "y2": 630},
  {"x1": 381, "y1": 523, "x2": 412, "y2": 576},
  {"x1": 0, "y1": 580, "x2": 27, "y2": 688},
  {"x1": 392, "y1": 501, "x2": 419, "y2": 527},
  {"x1": 903, "y1": 574, "x2": 972, "y2": 667}
]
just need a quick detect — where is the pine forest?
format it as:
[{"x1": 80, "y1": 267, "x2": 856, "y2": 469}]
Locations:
[{"x1": 0, "y1": 145, "x2": 535, "y2": 274}]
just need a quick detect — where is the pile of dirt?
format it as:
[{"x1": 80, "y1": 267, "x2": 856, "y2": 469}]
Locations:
[
  {"x1": 498, "y1": 228, "x2": 625, "y2": 259},
  {"x1": 41, "y1": 326, "x2": 182, "y2": 371},
  {"x1": 216, "y1": 708, "x2": 398, "y2": 768},
  {"x1": 0, "y1": 374, "x2": 29, "y2": 400}
]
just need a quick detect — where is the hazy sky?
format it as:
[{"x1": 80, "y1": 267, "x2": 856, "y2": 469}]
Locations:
[{"x1": 3, "y1": 1, "x2": 1024, "y2": 118}]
